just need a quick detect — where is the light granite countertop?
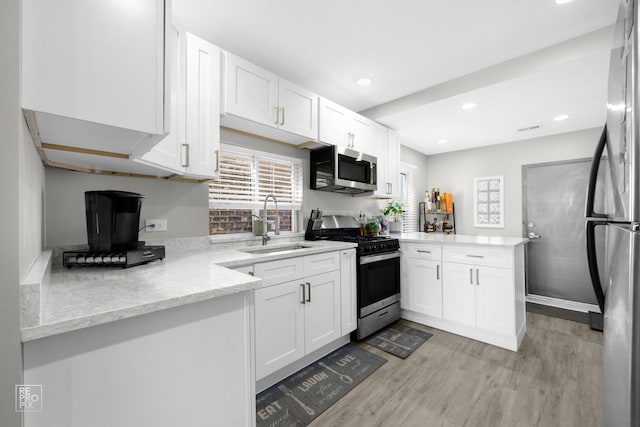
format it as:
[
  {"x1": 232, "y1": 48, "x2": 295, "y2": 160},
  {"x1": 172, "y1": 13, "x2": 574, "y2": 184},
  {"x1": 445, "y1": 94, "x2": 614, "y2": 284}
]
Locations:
[
  {"x1": 21, "y1": 239, "x2": 356, "y2": 342},
  {"x1": 398, "y1": 232, "x2": 529, "y2": 247}
]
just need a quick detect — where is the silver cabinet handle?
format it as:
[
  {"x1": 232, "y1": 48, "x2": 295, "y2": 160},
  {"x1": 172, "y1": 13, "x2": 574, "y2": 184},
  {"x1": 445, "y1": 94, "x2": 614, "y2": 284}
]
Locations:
[
  {"x1": 351, "y1": 132, "x2": 355, "y2": 148},
  {"x1": 181, "y1": 144, "x2": 189, "y2": 168},
  {"x1": 387, "y1": 183, "x2": 392, "y2": 194},
  {"x1": 470, "y1": 268, "x2": 473, "y2": 285},
  {"x1": 274, "y1": 106, "x2": 279, "y2": 124},
  {"x1": 436, "y1": 264, "x2": 440, "y2": 280},
  {"x1": 214, "y1": 149, "x2": 220, "y2": 173},
  {"x1": 306, "y1": 282, "x2": 311, "y2": 303},
  {"x1": 476, "y1": 268, "x2": 480, "y2": 286},
  {"x1": 280, "y1": 107, "x2": 285, "y2": 125},
  {"x1": 466, "y1": 254, "x2": 484, "y2": 259},
  {"x1": 300, "y1": 283, "x2": 306, "y2": 304},
  {"x1": 417, "y1": 250, "x2": 431, "y2": 254}
]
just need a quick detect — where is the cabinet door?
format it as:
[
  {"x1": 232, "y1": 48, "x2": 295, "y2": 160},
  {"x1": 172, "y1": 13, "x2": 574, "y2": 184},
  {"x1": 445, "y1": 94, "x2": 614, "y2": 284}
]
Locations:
[
  {"x1": 184, "y1": 33, "x2": 220, "y2": 178},
  {"x1": 223, "y1": 52, "x2": 278, "y2": 127},
  {"x1": 254, "y1": 280, "x2": 305, "y2": 380},
  {"x1": 22, "y1": 0, "x2": 165, "y2": 135},
  {"x1": 318, "y1": 97, "x2": 350, "y2": 147},
  {"x1": 304, "y1": 270, "x2": 341, "y2": 354},
  {"x1": 340, "y1": 250, "x2": 357, "y2": 335},
  {"x1": 278, "y1": 78, "x2": 318, "y2": 140},
  {"x1": 442, "y1": 262, "x2": 476, "y2": 327},
  {"x1": 386, "y1": 129, "x2": 400, "y2": 198},
  {"x1": 139, "y1": 22, "x2": 185, "y2": 173},
  {"x1": 475, "y1": 266, "x2": 515, "y2": 335},
  {"x1": 407, "y1": 258, "x2": 442, "y2": 318},
  {"x1": 349, "y1": 114, "x2": 373, "y2": 153},
  {"x1": 371, "y1": 123, "x2": 389, "y2": 197}
]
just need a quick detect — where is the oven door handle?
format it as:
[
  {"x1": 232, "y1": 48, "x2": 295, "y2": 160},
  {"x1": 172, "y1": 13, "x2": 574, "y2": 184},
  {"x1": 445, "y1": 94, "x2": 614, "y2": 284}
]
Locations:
[{"x1": 359, "y1": 251, "x2": 401, "y2": 265}]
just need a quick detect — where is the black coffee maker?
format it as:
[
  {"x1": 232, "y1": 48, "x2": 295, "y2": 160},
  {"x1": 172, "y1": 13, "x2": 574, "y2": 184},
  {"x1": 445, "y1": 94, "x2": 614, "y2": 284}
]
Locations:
[
  {"x1": 63, "y1": 190, "x2": 165, "y2": 268},
  {"x1": 85, "y1": 190, "x2": 145, "y2": 251}
]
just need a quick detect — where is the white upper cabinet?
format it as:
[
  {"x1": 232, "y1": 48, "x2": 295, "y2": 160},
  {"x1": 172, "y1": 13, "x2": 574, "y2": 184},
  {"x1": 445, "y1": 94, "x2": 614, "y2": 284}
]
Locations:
[
  {"x1": 223, "y1": 53, "x2": 279, "y2": 126},
  {"x1": 138, "y1": 27, "x2": 221, "y2": 179},
  {"x1": 372, "y1": 125, "x2": 400, "y2": 198},
  {"x1": 22, "y1": 0, "x2": 169, "y2": 159},
  {"x1": 318, "y1": 98, "x2": 374, "y2": 154},
  {"x1": 222, "y1": 52, "x2": 319, "y2": 144}
]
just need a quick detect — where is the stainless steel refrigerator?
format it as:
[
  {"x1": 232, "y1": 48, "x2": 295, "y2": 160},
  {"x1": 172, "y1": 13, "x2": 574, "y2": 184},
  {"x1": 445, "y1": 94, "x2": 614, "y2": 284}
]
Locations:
[{"x1": 585, "y1": 0, "x2": 640, "y2": 426}]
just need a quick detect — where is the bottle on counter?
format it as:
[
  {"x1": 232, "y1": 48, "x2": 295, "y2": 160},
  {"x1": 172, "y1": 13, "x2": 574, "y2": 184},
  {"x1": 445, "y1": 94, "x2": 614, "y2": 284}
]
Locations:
[
  {"x1": 425, "y1": 191, "x2": 432, "y2": 214},
  {"x1": 435, "y1": 195, "x2": 441, "y2": 214},
  {"x1": 445, "y1": 193, "x2": 453, "y2": 214}
]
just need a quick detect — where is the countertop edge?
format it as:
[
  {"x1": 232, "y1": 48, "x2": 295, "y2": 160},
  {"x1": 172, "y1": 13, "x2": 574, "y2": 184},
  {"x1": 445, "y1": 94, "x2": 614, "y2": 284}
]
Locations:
[
  {"x1": 21, "y1": 277, "x2": 262, "y2": 342},
  {"x1": 398, "y1": 233, "x2": 529, "y2": 247}
]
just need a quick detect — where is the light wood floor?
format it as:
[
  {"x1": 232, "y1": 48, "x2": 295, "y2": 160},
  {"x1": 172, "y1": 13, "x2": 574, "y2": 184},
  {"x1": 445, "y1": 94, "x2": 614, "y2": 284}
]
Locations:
[{"x1": 311, "y1": 312, "x2": 603, "y2": 427}]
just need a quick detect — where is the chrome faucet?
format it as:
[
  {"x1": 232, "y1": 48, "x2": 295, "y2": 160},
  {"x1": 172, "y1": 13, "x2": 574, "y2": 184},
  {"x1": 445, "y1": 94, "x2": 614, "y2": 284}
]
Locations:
[{"x1": 262, "y1": 194, "x2": 280, "y2": 245}]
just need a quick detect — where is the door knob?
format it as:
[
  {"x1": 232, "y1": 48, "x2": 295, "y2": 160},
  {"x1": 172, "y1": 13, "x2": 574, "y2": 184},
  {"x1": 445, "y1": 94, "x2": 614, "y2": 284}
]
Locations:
[{"x1": 527, "y1": 232, "x2": 542, "y2": 239}]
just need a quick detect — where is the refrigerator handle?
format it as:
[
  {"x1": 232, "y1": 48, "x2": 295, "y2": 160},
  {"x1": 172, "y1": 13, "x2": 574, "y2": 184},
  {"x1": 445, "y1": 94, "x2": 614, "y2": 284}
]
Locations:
[
  {"x1": 585, "y1": 220, "x2": 607, "y2": 313},
  {"x1": 585, "y1": 124, "x2": 609, "y2": 219}
]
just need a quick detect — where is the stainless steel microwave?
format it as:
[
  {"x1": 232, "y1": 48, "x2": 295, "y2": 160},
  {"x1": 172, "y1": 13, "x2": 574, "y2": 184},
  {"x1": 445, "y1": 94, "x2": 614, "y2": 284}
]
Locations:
[{"x1": 310, "y1": 145, "x2": 377, "y2": 194}]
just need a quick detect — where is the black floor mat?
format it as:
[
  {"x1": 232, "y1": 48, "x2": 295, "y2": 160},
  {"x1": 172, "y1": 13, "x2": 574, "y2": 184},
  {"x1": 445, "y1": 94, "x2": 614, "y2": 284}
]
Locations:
[{"x1": 364, "y1": 322, "x2": 432, "y2": 359}]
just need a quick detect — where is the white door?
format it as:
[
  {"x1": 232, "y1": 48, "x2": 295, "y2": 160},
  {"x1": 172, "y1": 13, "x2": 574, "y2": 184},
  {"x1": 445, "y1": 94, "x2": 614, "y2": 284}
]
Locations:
[
  {"x1": 278, "y1": 78, "x2": 318, "y2": 140},
  {"x1": 340, "y1": 249, "x2": 357, "y2": 335},
  {"x1": 408, "y1": 258, "x2": 442, "y2": 318},
  {"x1": 349, "y1": 113, "x2": 373, "y2": 153},
  {"x1": 318, "y1": 97, "x2": 350, "y2": 147},
  {"x1": 224, "y1": 52, "x2": 278, "y2": 127},
  {"x1": 475, "y1": 266, "x2": 515, "y2": 335},
  {"x1": 304, "y1": 270, "x2": 341, "y2": 353},
  {"x1": 442, "y1": 262, "x2": 476, "y2": 327},
  {"x1": 254, "y1": 280, "x2": 305, "y2": 380},
  {"x1": 184, "y1": 33, "x2": 220, "y2": 178},
  {"x1": 139, "y1": 22, "x2": 184, "y2": 172},
  {"x1": 386, "y1": 129, "x2": 400, "y2": 197}
]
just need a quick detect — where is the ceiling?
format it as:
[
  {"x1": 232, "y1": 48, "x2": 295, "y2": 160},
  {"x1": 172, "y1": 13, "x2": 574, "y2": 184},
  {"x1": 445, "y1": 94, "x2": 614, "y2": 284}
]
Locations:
[{"x1": 173, "y1": 0, "x2": 619, "y2": 155}]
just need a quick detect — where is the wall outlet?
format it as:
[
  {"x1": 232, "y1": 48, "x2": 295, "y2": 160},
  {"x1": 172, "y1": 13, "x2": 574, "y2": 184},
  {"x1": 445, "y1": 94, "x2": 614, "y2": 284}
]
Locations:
[{"x1": 145, "y1": 219, "x2": 167, "y2": 232}]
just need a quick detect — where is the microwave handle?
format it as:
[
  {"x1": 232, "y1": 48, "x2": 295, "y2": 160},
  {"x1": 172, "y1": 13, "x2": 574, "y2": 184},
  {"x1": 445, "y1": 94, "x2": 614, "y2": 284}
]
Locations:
[{"x1": 371, "y1": 162, "x2": 377, "y2": 186}]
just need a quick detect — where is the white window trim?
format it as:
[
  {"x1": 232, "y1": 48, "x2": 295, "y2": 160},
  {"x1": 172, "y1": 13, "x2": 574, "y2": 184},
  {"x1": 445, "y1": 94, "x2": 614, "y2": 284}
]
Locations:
[{"x1": 209, "y1": 143, "x2": 303, "y2": 235}]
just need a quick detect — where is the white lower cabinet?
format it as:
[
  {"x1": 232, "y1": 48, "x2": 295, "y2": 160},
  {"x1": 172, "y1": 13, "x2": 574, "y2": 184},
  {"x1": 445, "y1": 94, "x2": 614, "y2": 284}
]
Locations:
[
  {"x1": 340, "y1": 249, "x2": 357, "y2": 335},
  {"x1": 253, "y1": 250, "x2": 353, "y2": 381},
  {"x1": 407, "y1": 258, "x2": 442, "y2": 318},
  {"x1": 401, "y1": 241, "x2": 526, "y2": 351},
  {"x1": 303, "y1": 270, "x2": 341, "y2": 353},
  {"x1": 255, "y1": 280, "x2": 305, "y2": 379}
]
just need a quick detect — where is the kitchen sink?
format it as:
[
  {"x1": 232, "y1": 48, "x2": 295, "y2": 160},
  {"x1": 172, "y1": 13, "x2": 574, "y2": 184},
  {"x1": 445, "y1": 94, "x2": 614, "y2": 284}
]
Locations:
[{"x1": 239, "y1": 244, "x2": 313, "y2": 255}]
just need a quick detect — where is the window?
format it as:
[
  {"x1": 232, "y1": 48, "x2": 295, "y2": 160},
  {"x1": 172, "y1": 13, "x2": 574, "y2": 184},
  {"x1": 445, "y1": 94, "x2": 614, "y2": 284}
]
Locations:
[
  {"x1": 399, "y1": 165, "x2": 417, "y2": 233},
  {"x1": 209, "y1": 145, "x2": 303, "y2": 235}
]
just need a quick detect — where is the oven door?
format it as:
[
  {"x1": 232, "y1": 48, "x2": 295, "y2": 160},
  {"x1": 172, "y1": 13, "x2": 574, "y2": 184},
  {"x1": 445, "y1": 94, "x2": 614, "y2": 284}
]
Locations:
[{"x1": 358, "y1": 251, "x2": 401, "y2": 316}]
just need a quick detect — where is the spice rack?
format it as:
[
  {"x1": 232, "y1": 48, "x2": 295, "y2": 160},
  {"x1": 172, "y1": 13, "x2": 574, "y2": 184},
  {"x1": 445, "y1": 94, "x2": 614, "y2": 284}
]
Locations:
[{"x1": 418, "y1": 202, "x2": 456, "y2": 234}]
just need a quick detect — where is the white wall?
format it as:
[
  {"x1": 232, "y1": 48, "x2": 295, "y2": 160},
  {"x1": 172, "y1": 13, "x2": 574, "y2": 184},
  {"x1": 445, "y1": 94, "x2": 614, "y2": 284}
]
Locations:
[
  {"x1": 1, "y1": 0, "x2": 29, "y2": 424},
  {"x1": 44, "y1": 128, "x2": 389, "y2": 247},
  {"x1": 424, "y1": 127, "x2": 601, "y2": 236},
  {"x1": 45, "y1": 168, "x2": 210, "y2": 247}
]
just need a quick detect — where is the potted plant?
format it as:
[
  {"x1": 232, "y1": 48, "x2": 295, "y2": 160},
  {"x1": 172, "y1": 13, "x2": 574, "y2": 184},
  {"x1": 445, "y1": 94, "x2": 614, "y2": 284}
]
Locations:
[{"x1": 382, "y1": 200, "x2": 404, "y2": 233}]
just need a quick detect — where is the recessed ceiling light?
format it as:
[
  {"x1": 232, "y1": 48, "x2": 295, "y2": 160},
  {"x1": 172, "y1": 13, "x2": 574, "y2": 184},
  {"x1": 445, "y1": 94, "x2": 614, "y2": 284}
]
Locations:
[
  {"x1": 462, "y1": 102, "x2": 478, "y2": 110},
  {"x1": 356, "y1": 77, "x2": 372, "y2": 86},
  {"x1": 437, "y1": 139, "x2": 448, "y2": 144},
  {"x1": 554, "y1": 114, "x2": 570, "y2": 121},
  {"x1": 554, "y1": 0, "x2": 574, "y2": 4}
]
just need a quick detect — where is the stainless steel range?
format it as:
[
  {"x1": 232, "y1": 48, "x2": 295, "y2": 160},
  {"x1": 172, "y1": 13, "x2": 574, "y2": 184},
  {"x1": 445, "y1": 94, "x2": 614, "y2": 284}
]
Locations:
[{"x1": 305, "y1": 213, "x2": 401, "y2": 339}]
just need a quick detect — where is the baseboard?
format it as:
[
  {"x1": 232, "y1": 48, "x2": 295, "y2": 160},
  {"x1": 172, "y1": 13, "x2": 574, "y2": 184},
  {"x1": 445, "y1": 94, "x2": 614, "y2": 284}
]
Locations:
[{"x1": 526, "y1": 294, "x2": 601, "y2": 314}]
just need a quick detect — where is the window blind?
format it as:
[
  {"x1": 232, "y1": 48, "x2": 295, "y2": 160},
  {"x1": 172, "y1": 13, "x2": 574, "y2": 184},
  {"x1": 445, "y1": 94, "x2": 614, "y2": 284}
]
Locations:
[
  {"x1": 400, "y1": 171, "x2": 418, "y2": 233},
  {"x1": 209, "y1": 147, "x2": 303, "y2": 210}
]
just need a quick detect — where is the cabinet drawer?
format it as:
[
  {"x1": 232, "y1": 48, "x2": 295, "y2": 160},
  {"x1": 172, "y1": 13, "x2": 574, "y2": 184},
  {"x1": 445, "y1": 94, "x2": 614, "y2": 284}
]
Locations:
[
  {"x1": 304, "y1": 251, "x2": 340, "y2": 276},
  {"x1": 254, "y1": 257, "x2": 304, "y2": 287},
  {"x1": 401, "y1": 243, "x2": 442, "y2": 261},
  {"x1": 443, "y1": 245, "x2": 512, "y2": 268}
]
